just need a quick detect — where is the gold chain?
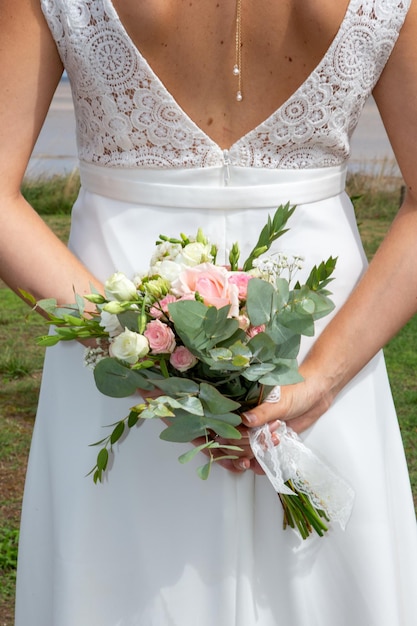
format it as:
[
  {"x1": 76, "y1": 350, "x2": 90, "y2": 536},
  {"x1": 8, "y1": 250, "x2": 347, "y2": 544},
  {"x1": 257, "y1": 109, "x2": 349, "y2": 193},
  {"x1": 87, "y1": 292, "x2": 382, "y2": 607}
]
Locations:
[{"x1": 233, "y1": 0, "x2": 243, "y2": 102}]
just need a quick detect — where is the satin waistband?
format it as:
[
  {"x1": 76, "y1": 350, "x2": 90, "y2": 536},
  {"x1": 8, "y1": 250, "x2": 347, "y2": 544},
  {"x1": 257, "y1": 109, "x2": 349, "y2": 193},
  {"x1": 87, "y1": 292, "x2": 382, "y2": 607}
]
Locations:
[{"x1": 79, "y1": 162, "x2": 347, "y2": 209}]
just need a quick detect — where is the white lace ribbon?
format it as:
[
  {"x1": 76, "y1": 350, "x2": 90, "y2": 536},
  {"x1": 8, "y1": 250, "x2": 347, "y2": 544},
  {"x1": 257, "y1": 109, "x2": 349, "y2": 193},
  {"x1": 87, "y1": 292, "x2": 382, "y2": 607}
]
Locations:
[{"x1": 249, "y1": 422, "x2": 355, "y2": 530}]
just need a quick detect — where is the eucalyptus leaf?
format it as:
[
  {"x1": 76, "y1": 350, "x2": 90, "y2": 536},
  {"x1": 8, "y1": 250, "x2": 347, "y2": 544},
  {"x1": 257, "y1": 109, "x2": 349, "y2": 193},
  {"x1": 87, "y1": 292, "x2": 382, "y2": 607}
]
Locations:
[
  {"x1": 199, "y1": 382, "x2": 241, "y2": 414},
  {"x1": 75, "y1": 292, "x2": 86, "y2": 315},
  {"x1": 168, "y1": 300, "x2": 209, "y2": 340},
  {"x1": 209, "y1": 347, "x2": 233, "y2": 361},
  {"x1": 204, "y1": 419, "x2": 242, "y2": 439},
  {"x1": 241, "y1": 362, "x2": 276, "y2": 382},
  {"x1": 197, "y1": 462, "x2": 211, "y2": 480},
  {"x1": 117, "y1": 310, "x2": 142, "y2": 332},
  {"x1": 94, "y1": 357, "x2": 155, "y2": 397},
  {"x1": 36, "y1": 297, "x2": 59, "y2": 315},
  {"x1": 258, "y1": 359, "x2": 304, "y2": 385},
  {"x1": 247, "y1": 332, "x2": 277, "y2": 361},
  {"x1": 151, "y1": 377, "x2": 200, "y2": 395},
  {"x1": 245, "y1": 278, "x2": 276, "y2": 326},
  {"x1": 159, "y1": 415, "x2": 207, "y2": 442},
  {"x1": 203, "y1": 305, "x2": 230, "y2": 337},
  {"x1": 277, "y1": 308, "x2": 315, "y2": 336},
  {"x1": 178, "y1": 442, "x2": 210, "y2": 464}
]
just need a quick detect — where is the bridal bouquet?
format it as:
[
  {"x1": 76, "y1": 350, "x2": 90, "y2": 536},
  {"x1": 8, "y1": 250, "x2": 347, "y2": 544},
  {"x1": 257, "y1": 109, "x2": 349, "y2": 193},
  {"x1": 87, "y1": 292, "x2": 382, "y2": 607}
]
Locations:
[{"x1": 29, "y1": 204, "x2": 354, "y2": 539}]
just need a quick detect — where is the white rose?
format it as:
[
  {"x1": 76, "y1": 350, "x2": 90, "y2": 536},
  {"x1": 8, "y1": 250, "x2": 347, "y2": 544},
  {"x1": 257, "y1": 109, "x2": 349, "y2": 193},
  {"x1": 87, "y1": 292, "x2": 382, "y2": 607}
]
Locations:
[
  {"x1": 105, "y1": 272, "x2": 137, "y2": 301},
  {"x1": 179, "y1": 242, "x2": 212, "y2": 266},
  {"x1": 99, "y1": 311, "x2": 123, "y2": 338},
  {"x1": 149, "y1": 259, "x2": 185, "y2": 283},
  {"x1": 109, "y1": 328, "x2": 149, "y2": 364}
]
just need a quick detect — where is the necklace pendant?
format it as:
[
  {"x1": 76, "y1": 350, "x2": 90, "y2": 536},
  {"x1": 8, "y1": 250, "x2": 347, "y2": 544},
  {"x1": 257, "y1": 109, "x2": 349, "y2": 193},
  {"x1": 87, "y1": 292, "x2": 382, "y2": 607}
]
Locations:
[
  {"x1": 233, "y1": 64, "x2": 240, "y2": 76},
  {"x1": 236, "y1": 91, "x2": 243, "y2": 102}
]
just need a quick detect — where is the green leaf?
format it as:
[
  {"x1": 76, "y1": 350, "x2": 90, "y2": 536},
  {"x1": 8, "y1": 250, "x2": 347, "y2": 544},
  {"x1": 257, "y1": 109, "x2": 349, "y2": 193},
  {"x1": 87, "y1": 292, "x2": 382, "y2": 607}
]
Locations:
[
  {"x1": 168, "y1": 300, "x2": 209, "y2": 343},
  {"x1": 178, "y1": 442, "x2": 210, "y2": 464},
  {"x1": 36, "y1": 335, "x2": 62, "y2": 347},
  {"x1": 75, "y1": 292, "x2": 86, "y2": 315},
  {"x1": 159, "y1": 415, "x2": 207, "y2": 442},
  {"x1": 301, "y1": 256, "x2": 337, "y2": 292},
  {"x1": 197, "y1": 462, "x2": 212, "y2": 480},
  {"x1": 272, "y1": 332, "x2": 301, "y2": 359},
  {"x1": 96, "y1": 448, "x2": 109, "y2": 472},
  {"x1": 257, "y1": 359, "x2": 304, "y2": 385},
  {"x1": 117, "y1": 310, "x2": 142, "y2": 332},
  {"x1": 36, "y1": 297, "x2": 59, "y2": 316},
  {"x1": 247, "y1": 332, "x2": 277, "y2": 361},
  {"x1": 232, "y1": 354, "x2": 250, "y2": 367},
  {"x1": 110, "y1": 421, "x2": 125, "y2": 445},
  {"x1": 246, "y1": 278, "x2": 276, "y2": 326},
  {"x1": 204, "y1": 419, "x2": 241, "y2": 439},
  {"x1": 277, "y1": 308, "x2": 315, "y2": 336},
  {"x1": 242, "y1": 203, "x2": 296, "y2": 271},
  {"x1": 151, "y1": 376, "x2": 200, "y2": 395},
  {"x1": 209, "y1": 347, "x2": 233, "y2": 361},
  {"x1": 127, "y1": 411, "x2": 141, "y2": 428},
  {"x1": 199, "y1": 382, "x2": 241, "y2": 414},
  {"x1": 241, "y1": 362, "x2": 276, "y2": 381},
  {"x1": 18, "y1": 288, "x2": 37, "y2": 306},
  {"x1": 94, "y1": 358, "x2": 155, "y2": 397},
  {"x1": 203, "y1": 305, "x2": 229, "y2": 337}
]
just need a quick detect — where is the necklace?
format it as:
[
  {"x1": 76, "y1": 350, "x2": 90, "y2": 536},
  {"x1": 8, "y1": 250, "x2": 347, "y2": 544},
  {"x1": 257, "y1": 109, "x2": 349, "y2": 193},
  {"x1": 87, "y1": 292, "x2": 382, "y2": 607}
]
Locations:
[{"x1": 233, "y1": 0, "x2": 243, "y2": 102}]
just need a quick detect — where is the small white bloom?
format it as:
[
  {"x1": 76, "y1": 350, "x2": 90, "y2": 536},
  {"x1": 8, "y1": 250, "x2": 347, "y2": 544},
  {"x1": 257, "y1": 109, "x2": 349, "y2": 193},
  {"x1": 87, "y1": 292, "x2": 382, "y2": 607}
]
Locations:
[
  {"x1": 99, "y1": 311, "x2": 124, "y2": 338},
  {"x1": 149, "y1": 259, "x2": 186, "y2": 283},
  {"x1": 105, "y1": 272, "x2": 137, "y2": 301},
  {"x1": 150, "y1": 242, "x2": 183, "y2": 266},
  {"x1": 109, "y1": 328, "x2": 149, "y2": 364}
]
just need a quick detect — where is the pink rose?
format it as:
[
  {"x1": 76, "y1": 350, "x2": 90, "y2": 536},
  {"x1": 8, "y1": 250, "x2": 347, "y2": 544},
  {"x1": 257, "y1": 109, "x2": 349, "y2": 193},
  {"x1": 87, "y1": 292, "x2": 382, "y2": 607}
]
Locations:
[
  {"x1": 246, "y1": 324, "x2": 266, "y2": 338},
  {"x1": 227, "y1": 272, "x2": 252, "y2": 300},
  {"x1": 169, "y1": 346, "x2": 198, "y2": 372},
  {"x1": 172, "y1": 263, "x2": 239, "y2": 317},
  {"x1": 144, "y1": 319, "x2": 176, "y2": 354},
  {"x1": 149, "y1": 294, "x2": 177, "y2": 319},
  {"x1": 238, "y1": 314, "x2": 250, "y2": 331}
]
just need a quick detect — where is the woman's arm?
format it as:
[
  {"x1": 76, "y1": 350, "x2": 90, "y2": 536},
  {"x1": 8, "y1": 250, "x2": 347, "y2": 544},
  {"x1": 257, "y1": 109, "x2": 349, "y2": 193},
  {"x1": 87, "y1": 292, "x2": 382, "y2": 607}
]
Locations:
[
  {"x1": 0, "y1": 0, "x2": 102, "y2": 306},
  {"x1": 241, "y1": 0, "x2": 417, "y2": 433}
]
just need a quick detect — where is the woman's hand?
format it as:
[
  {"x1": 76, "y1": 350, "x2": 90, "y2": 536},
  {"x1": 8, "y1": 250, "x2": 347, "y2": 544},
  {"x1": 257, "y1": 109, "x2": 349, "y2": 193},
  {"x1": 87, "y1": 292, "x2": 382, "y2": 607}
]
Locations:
[{"x1": 240, "y1": 373, "x2": 333, "y2": 436}]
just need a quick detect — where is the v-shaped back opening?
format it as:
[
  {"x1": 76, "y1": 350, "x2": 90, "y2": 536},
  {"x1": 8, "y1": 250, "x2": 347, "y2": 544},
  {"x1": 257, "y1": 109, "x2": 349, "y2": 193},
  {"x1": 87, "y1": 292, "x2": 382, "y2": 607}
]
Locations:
[{"x1": 106, "y1": 0, "x2": 355, "y2": 152}]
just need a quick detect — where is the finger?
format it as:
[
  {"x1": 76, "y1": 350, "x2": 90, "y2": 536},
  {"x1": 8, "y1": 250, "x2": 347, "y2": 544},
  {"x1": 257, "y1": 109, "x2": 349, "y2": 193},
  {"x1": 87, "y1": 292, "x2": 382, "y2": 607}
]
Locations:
[{"x1": 240, "y1": 401, "x2": 284, "y2": 428}]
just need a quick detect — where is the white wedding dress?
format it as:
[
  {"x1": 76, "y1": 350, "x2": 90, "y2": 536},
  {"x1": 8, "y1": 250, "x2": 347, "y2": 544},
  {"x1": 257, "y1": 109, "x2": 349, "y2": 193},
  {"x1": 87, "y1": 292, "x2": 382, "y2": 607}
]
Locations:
[{"x1": 16, "y1": 1, "x2": 417, "y2": 625}]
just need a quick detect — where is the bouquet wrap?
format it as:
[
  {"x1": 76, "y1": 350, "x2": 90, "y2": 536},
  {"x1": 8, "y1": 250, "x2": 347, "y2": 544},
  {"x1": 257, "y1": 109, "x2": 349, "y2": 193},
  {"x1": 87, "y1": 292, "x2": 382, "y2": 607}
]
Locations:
[{"x1": 249, "y1": 422, "x2": 355, "y2": 530}]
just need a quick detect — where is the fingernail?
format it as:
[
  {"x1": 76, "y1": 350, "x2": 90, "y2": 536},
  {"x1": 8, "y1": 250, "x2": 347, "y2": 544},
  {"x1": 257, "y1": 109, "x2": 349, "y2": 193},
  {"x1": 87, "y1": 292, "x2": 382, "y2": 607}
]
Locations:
[
  {"x1": 268, "y1": 420, "x2": 281, "y2": 432},
  {"x1": 238, "y1": 459, "x2": 249, "y2": 471},
  {"x1": 271, "y1": 433, "x2": 280, "y2": 446},
  {"x1": 241, "y1": 411, "x2": 256, "y2": 425}
]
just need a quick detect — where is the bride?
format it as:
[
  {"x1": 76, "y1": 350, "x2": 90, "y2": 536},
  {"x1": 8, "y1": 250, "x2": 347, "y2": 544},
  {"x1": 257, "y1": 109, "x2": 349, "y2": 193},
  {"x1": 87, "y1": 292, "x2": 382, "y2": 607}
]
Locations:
[{"x1": 1, "y1": 1, "x2": 417, "y2": 624}]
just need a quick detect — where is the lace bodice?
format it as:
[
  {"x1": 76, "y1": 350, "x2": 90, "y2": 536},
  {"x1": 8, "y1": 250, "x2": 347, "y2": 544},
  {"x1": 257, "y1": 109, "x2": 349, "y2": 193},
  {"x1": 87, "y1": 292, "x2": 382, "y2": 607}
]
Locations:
[{"x1": 41, "y1": 0, "x2": 409, "y2": 169}]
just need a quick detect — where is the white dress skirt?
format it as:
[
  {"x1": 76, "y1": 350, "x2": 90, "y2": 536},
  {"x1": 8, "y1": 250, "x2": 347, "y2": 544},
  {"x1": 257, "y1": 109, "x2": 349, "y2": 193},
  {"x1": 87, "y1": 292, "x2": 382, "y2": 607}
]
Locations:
[{"x1": 15, "y1": 163, "x2": 417, "y2": 626}]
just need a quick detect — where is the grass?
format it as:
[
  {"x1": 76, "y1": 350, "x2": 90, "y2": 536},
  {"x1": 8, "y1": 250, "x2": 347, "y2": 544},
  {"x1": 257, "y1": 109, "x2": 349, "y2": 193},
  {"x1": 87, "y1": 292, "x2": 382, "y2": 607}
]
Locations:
[{"x1": 0, "y1": 169, "x2": 416, "y2": 624}]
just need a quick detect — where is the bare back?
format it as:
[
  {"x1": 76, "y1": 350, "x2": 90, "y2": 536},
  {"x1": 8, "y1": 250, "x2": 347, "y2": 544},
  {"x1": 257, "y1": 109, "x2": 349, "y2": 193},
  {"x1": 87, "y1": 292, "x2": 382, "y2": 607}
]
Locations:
[{"x1": 111, "y1": 0, "x2": 351, "y2": 149}]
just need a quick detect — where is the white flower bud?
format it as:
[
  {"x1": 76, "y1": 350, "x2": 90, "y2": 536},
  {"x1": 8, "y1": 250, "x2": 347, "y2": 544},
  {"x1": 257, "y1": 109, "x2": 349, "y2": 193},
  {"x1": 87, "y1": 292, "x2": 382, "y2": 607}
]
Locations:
[{"x1": 104, "y1": 272, "x2": 137, "y2": 302}]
